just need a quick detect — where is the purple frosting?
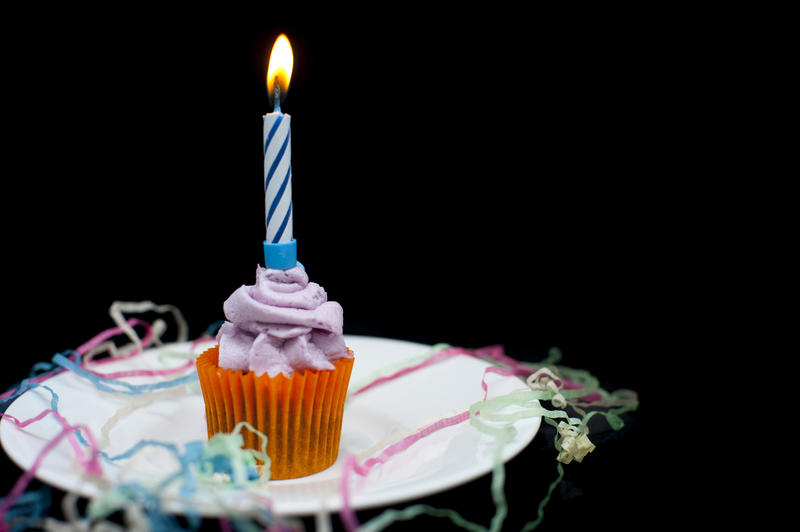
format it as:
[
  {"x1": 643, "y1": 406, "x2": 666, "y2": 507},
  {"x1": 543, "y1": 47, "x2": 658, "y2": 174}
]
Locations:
[{"x1": 216, "y1": 266, "x2": 348, "y2": 377}]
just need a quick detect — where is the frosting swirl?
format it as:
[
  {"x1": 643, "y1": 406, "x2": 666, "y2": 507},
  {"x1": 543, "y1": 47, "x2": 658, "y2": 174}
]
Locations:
[{"x1": 216, "y1": 266, "x2": 347, "y2": 377}]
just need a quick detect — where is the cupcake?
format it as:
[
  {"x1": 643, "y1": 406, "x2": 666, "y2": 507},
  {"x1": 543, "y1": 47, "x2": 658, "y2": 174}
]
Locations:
[{"x1": 196, "y1": 265, "x2": 353, "y2": 479}]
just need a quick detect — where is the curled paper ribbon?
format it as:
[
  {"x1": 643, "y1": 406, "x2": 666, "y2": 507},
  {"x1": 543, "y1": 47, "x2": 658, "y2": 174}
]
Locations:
[
  {"x1": 526, "y1": 367, "x2": 568, "y2": 408},
  {"x1": 340, "y1": 354, "x2": 594, "y2": 532},
  {"x1": 198, "y1": 421, "x2": 270, "y2": 484},
  {"x1": 108, "y1": 301, "x2": 189, "y2": 354},
  {"x1": 1, "y1": 301, "x2": 638, "y2": 532},
  {"x1": 555, "y1": 421, "x2": 596, "y2": 464}
]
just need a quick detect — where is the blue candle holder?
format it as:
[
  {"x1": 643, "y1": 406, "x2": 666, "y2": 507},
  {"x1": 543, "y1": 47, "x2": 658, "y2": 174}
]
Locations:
[{"x1": 263, "y1": 239, "x2": 297, "y2": 270}]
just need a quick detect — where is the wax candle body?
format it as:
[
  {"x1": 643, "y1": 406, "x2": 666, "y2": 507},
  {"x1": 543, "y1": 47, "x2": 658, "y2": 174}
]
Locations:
[{"x1": 263, "y1": 111, "x2": 293, "y2": 244}]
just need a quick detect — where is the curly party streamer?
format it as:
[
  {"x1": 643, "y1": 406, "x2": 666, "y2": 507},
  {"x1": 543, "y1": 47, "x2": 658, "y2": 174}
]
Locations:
[
  {"x1": 555, "y1": 422, "x2": 595, "y2": 464},
  {"x1": 50, "y1": 353, "x2": 199, "y2": 395},
  {"x1": 1, "y1": 302, "x2": 638, "y2": 532},
  {"x1": 108, "y1": 301, "x2": 188, "y2": 355}
]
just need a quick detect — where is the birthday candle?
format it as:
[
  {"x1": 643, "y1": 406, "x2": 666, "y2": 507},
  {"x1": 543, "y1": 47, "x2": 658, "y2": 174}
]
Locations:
[
  {"x1": 263, "y1": 111, "x2": 292, "y2": 243},
  {"x1": 264, "y1": 34, "x2": 293, "y2": 244}
]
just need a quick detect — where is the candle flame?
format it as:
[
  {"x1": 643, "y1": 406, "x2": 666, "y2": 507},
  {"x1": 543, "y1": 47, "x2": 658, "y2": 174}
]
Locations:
[{"x1": 267, "y1": 34, "x2": 293, "y2": 105}]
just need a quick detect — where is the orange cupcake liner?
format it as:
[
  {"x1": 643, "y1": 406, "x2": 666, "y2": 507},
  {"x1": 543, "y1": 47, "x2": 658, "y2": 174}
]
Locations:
[{"x1": 196, "y1": 345, "x2": 354, "y2": 480}]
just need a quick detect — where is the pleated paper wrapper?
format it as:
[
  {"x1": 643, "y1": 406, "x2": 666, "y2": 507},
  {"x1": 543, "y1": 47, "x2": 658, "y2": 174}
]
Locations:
[{"x1": 196, "y1": 345, "x2": 354, "y2": 480}]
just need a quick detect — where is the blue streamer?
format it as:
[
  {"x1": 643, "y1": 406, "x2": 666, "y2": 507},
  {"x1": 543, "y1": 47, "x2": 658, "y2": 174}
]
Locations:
[
  {"x1": 203, "y1": 320, "x2": 224, "y2": 338},
  {"x1": 51, "y1": 352, "x2": 198, "y2": 395},
  {"x1": 2, "y1": 382, "x2": 59, "y2": 414},
  {"x1": 1, "y1": 321, "x2": 276, "y2": 532},
  {"x1": 0, "y1": 486, "x2": 51, "y2": 532}
]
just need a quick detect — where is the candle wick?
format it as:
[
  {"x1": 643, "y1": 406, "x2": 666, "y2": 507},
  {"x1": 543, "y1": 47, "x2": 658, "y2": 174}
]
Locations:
[{"x1": 273, "y1": 78, "x2": 282, "y2": 113}]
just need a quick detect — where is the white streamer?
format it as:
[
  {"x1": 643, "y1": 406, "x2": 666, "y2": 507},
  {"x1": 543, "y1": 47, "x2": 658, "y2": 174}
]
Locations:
[
  {"x1": 108, "y1": 301, "x2": 189, "y2": 355},
  {"x1": 526, "y1": 367, "x2": 567, "y2": 408}
]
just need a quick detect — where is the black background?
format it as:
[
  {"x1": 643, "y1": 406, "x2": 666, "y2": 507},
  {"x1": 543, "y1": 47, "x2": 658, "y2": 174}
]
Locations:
[{"x1": 2, "y1": 5, "x2": 680, "y2": 531}]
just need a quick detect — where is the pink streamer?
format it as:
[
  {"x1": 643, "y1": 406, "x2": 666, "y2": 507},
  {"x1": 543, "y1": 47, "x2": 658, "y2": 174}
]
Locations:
[
  {"x1": 352, "y1": 344, "x2": 601, "y2": 403},
  {"x1": 82, "y1": 359, "x2": 196, "y2": 380},
  {"x1": 0, "y1": 419, "x2": 101, "y2": 521},
  {"x1": 0, "y1": 319, "x2": 155, "y2": 403},
  {"x1": 0, "y1": 318, "x2": 197, "y2": 404},
  {"x1": 339, "y1": 345, "x2": 603, "y2": 529},
  {"x1": 354, "y1": 410, "x2": 470, "y2": 476},
  {"x1": 80, "y1": 325, "x2": 207, "y2": 379},
  {"x1": 75, "y1": 318, "x2": 154, "y2": 361},
  {"x1": 1, "y1": 408, "x2": 102, "y2": 478},
  {"x1": 340, "y1": 409, "x2": 471, "y2": 532},
  {"x1": 0, "y1": 410, "x2": 82, "y2": 463},
  {"x1": 481, "y1": 366, "x2": 519, "y2": 400},
  {"x1": 349, "y1": 347, "x2": 466, "y2": 397},
  {"x1": 473, "y1": 346, "x2": 601, "y2": 401},
  {"x1": 339, "y1": 455, "x2": 360, "y2": 532},
  {"x1": 339, "y1": 353, "x2": 520, "y2": 529},
  {"x1": 474, "y1": 345, "x2": 534, "y2": 376},
  {"x1": 0, "y1": 318, "x2": 166, "y2": 520}
]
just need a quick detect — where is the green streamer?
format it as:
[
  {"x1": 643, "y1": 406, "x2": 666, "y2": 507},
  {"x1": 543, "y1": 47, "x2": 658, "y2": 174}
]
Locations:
[
  {"x1": 361, "y1": 504, "x2": 487, "y2": 532},
  {"x1": 358, "y1": 353, "x2": 639, "y2": 532},
  {"x1": 521, "y1": 418, "x2": 568, "y2": 531},
  {"x1": 540, "y1": 347, "x2": 563, "y2": 366}
]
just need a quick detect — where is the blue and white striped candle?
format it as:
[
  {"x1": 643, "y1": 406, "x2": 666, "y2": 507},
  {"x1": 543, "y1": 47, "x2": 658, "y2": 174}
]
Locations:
[
  {"x1": 263, "y1": 111, "x2": 292, "y2": 243},
  {"x1": 264, "y1": 34, "x2": 294, "y2": 246}
]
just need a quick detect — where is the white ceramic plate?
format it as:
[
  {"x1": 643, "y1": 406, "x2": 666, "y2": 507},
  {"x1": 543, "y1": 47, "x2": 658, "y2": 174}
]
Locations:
[{"x1": 1, "y1": 336, "x2": 540, "y2": 516}]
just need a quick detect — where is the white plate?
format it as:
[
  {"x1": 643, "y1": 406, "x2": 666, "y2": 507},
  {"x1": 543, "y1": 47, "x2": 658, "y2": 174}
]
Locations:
[{"x1": 1, "y1": 335, "x2": 540, "y2": 516}]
